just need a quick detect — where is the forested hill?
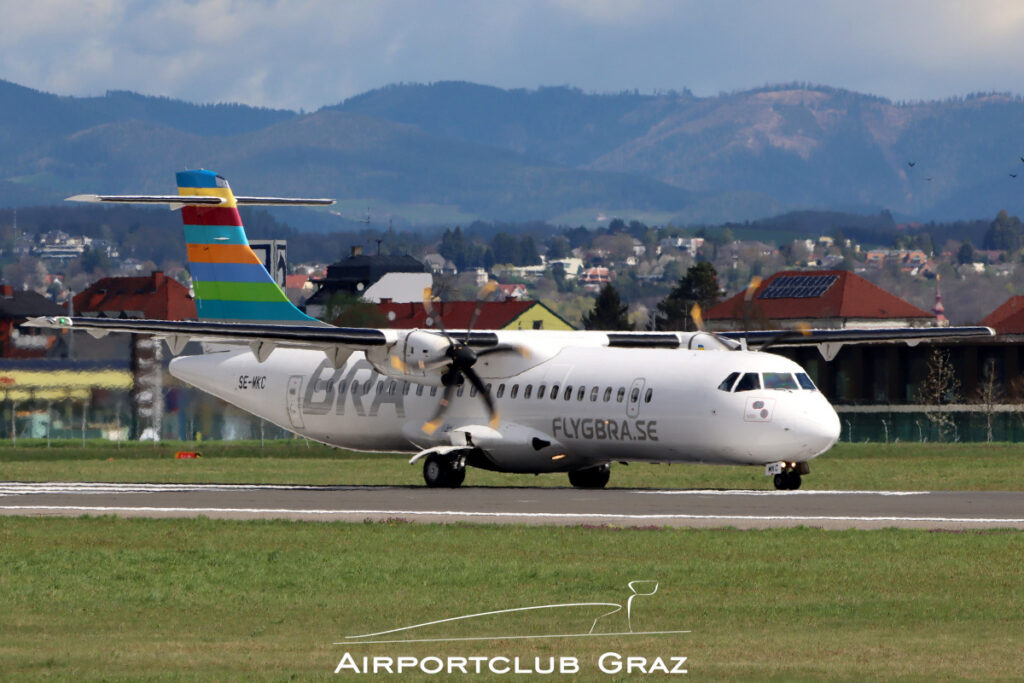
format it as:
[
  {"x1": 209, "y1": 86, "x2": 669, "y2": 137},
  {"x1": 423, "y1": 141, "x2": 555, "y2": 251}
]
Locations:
[{"x1": 5, "y1": 78, "x2": 1024, "y2": 225}]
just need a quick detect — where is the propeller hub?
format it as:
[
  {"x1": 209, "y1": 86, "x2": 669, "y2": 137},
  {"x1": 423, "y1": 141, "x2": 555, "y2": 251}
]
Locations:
[{"x1": 448, "y1": 343, "x2": 478, "y2": 369}]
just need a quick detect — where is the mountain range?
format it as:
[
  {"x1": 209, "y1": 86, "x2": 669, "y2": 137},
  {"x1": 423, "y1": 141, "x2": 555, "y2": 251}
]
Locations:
[{"x1": 3, "y1": 78, "x2": 1024, "y2": 227}]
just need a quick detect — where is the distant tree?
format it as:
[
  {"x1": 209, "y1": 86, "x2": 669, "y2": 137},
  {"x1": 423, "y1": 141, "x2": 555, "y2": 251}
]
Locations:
[
  {"x1": 546, "y1": 235, "x2": 570, "y2": 260},
  {"x1": 565, "y1": 226, "x2": 592, "y2": 251},
  {"x1": 655, "y1": 262, "x2": 719, "y2": 331},
  {"x1": 582, "y1": 283, "x2": 631, "y2": 330},
  {"x1": 517, "y1": 235, "x2": 540, "y2": 266},
  {"x1": 983, "y1": 210, "x2": 1024, "y2": 252},
  {"x1": 957, "y1": 240, "x2": 976, "y2": 265},
  {"x1": 439, "y1": 227, "x2": 467, "y2": 267},
  {"x1": 490, "y1": 232, "x2": 518, "y2": 264},
  {"x1": 79, "y1": 245, "x2": 110, "y2": 274},
  {"x1": 915, "y1": 348, "x2": 961, "y2": 441},
  {"x1": 974, "y1": 358, "x2": 1002, "y2": 442},
  {"x1": 321, "y1": 292, "x2": 388, "y2": 327}
]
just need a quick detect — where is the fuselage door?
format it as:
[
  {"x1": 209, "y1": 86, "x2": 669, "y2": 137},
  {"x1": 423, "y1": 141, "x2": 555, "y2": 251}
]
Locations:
[
  {"x1": 626, "y1": 377, "x2": 646, "y2": 418},
  {"x1": 286, "y1": 375, "x2": 305, "y2": 429}
]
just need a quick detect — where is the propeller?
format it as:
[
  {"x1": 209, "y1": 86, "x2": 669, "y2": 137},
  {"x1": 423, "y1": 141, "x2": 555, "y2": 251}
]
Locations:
[
  {"x1": 417, "y1": 282, "x2": 528, "y2": 435},
  {"x1": 741, "y1": 276, "x2": 763, "y2": 349}
]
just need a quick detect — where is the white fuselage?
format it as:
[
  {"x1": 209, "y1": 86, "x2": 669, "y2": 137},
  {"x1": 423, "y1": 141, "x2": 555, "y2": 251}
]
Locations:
[{"x1": 169, "y1": 342, "x2": 840, "y2": 473}]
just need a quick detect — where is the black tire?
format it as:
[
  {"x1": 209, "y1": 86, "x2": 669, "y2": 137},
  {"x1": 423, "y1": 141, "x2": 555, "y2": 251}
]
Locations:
[
  {"x1": 423, "y1": 453, "x2": 464, "y2": 488},
  {"x1": 423, "y1": 454, "x2": 451, "y2": 488},
  {"x1": 450, "y1": 465, "x2": 466, "y2": 487},
  {"x1": 568, "y1": 465, "x2": 610, "y2": 489},
  {"x1": 773, "y1": 472, "x2": 802, "y2": 490}
]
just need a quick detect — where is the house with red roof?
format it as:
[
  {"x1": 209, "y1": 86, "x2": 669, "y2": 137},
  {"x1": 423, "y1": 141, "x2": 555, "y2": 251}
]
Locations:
[
  {"x1": 376, "y1": 299, "x2": 574, "y2": 331},
  {"x1": 981, "y1": 296, "x2": 1024, "y2": 335},
  {"x1": 705, "y1": 270, "x2": 935, "y2": 331},
  {"x1": 73, "y1": 271, "x2": 196, "y2": 321}
]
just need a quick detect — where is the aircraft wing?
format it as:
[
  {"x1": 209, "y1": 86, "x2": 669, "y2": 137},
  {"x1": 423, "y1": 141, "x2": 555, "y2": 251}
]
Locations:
[{"x1": 720, "y1": 325, "x2": 995, "y2": 360}]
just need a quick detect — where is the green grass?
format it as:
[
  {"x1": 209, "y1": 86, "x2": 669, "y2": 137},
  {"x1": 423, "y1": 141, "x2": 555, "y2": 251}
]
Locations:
[
  {"x1": 0, "y1": 517, "x2": 1020, "y2": 680},
  {"x1": 1, "y1": 440, "x2": 1023, "y2": 491}
]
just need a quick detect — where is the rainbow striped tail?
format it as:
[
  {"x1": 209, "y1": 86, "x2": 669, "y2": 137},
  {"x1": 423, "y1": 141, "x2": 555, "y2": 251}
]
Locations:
[{"x1": 177, "y1": 170, "x2": 326, "y2": 325}]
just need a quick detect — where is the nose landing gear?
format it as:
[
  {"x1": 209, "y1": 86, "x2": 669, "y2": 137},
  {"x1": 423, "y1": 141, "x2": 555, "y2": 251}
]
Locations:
[
  {"x1": 423, "y1": 452, "x2": 467, "y2": 488},
  {"x1": 766, "y1": 461, "x2": 808, "y2": 490}
]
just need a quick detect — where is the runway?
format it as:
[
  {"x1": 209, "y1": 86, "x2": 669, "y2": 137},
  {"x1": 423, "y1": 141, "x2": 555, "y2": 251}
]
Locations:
[{"x1": 1, "y1": 482, "x2": 1023, "y2": 529}]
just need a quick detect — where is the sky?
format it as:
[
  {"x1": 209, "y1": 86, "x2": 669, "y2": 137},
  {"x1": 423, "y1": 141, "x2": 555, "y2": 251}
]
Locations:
[{"x1": 2, "y1": 0, "x2": 1024, "y2": 112}]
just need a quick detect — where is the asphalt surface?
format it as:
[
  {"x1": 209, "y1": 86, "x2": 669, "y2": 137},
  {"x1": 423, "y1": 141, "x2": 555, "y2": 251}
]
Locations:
[{"x1": 1, "y1": 482, "x2": 1023, "y2": 529}]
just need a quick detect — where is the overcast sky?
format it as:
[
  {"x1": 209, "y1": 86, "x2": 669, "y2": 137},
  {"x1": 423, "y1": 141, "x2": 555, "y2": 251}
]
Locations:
[{"x1": 2, "y1": 0, "x2": 1024, "y2": 111}]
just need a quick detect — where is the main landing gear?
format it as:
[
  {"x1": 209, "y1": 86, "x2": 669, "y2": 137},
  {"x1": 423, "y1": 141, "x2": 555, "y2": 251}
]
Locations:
[
  {"x1": 568, "y1": 464, "x2": 611, "y2": 489},
  {"x1": 423, "y1": 452, "x2": 466, "y2": 488},
  {"x1": 767, "y1": 461, "x2": 808, "y2": 490}
]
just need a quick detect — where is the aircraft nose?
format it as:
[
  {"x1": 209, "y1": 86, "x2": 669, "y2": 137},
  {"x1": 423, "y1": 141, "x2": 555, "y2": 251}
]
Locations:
[{"x1": 800, "y1": 401, "x2": 841, "y2": 457}]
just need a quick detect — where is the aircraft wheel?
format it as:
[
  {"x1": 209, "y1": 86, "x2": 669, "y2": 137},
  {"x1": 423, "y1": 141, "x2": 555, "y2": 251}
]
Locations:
[
  {"x1": 773, "y1": 472, "x2": 801, "y2": 490},
  {"x1": 423, "y1": 453, "x2": 463, "y2": 488},
  {"x1": 568, "y1": 464, "x2": 610, "y2": 489}
]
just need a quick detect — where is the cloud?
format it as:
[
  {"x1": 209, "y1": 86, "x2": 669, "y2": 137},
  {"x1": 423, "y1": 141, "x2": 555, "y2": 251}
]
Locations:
[{"x1": 2, "y1": 0, "x2": 1024, "y2": 110}]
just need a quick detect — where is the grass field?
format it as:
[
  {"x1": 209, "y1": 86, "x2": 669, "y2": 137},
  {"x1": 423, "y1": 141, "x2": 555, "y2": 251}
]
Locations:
[
  {"x1": 0, "y1": 517, "x2": 1022, "y2": 680},
  {"x1": 0, "y1": 439, "x2": 1022, "y2": 490}
]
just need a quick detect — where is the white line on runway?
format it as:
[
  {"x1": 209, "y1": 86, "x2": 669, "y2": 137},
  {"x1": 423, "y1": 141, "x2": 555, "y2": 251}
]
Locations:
[
  {"x1": 2, "y1": 504, "x2": 1023, "y2": 524},
  {"x1": 638, "y1": 489, "x2": 930, "y2": 496},
  {"x1": 0, "y1": 482, "x2": 363, "y2": 496}
]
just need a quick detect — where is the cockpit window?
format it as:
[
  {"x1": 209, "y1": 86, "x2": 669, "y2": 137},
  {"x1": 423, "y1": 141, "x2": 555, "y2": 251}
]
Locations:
[
  {"x1": 733, "y1": 372, "x2": 761, "y2": 392},
  {"x1": 718, "y1": 372, "x2": 740, "y2": 392},
  {"x1": 796, "y1": 372, "x2": 817, "y2": 390},
  {"x1": 763, "y1": 372, "x2": 798, "y2": 390}
]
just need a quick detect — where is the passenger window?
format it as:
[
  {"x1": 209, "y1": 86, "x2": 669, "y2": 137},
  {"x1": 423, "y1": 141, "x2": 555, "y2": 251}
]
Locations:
[
  {"x1": 733, "y1": 372, "x2": 761, "y2": 392},
  {"x1": 616, "y1": 387, "x2": 626, "y2": 403},
  {"x1": 402, "y1": 382, "x2": 410, "y2": 396},
  {"x1": 351, "y1": 380, "x2": 360, "y2": 394},
  {"x1": 603, "y1": 387, "x2": 612, "y2": 402},
  {"x1": 470, "y1": 384, "x2": 478, "y2": 397},
  {"x1": 538, "y1": 384, "x2": 546, "y2": 399},
  {"x1": 550, "y1": 384, "x2": 558, "y2": 399},
  {"x1": 630, "y1": 387, "x2": 640, "y2": 403},
  {"x1": 590, "y1": 386, "x2": 599, "y2": 402},
  {"x1": 718, "y1": 372, "x2": 740, "y2": 392},
  {"x1": 524, "y1": 385, "x2": 533, "y2": 399},
  {"x1": 457, "y1": 384, "x2": 465, "y2": 397},
  {"x1": 577, "y1": 386, "x2": 586, "y2": 401},
  {"x1": 763, "y1": 372, "x2": 798, "y2": 390},
  {"x1": 485, "y1": 383, "x2": 492, "y2": 395},
  {"x1": 796, "y1": 373, "x2": 817, "y2": 391},
  {"x1": 430, "y1": 386, "x2": 437, "y2": 397},
  {"x1": 497, "y1": 384, "x2": 506, "y2": 398},
  {"x1": 388, "y1": 381, "x2": 396, "y2": 395},
  {"x1": 416, "y1": 384, "x2": 424, "y2": 396},
  {"x1": 511, "y1": 384, "x2": 519, "y2": 399},
  {"x1": 564, "y1": 385, "x2": 572, "y2": 400},
  {"x1": 376, "y1": 381, "x2": 383, "y2": 395},
  {"x1": 338, "y1": 380, "x2": 348, "y2": 394},
  {"x1": 644, "y1": 388, "x2": 653, "y2": 403}
]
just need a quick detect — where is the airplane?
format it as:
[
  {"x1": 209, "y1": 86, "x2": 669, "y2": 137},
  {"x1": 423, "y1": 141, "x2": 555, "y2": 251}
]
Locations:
[{"x1": 26, "y1": 170, "x2": 995, "y2": 490}]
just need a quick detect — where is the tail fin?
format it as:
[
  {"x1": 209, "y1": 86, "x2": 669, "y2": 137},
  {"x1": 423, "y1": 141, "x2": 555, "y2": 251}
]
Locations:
[{"x1": 176, "y1": 169, "x2": 326, "y2": 325}]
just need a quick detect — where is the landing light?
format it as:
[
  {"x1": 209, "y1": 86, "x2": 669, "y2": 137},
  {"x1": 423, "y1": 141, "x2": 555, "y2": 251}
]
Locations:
[{"x1": 551, "y1": 454, "x2": 566, "y2": 461}]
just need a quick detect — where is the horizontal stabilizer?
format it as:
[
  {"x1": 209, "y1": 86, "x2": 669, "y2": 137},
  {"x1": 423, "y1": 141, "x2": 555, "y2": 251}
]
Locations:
[
  {"x1": 66, "y1": 194, "x2": 334, "y2": 207},
  {"x1": 67, "y1": 194, "x2": 224, "y2": 206}
]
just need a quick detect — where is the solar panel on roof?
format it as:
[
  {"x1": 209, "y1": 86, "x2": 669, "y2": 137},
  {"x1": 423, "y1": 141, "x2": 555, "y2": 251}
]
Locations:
[{"x1": 758, "y1": 274, "x2": 838, "y2": 299}]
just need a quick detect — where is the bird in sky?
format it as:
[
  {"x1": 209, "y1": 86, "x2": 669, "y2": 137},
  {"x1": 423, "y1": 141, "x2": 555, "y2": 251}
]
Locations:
[
  {"x1": 907, "y1": 161, "x2": 916, "y2": 167},
  {"x1": 1010, "y1": 173, "x2": 1018, "y2": 179}
]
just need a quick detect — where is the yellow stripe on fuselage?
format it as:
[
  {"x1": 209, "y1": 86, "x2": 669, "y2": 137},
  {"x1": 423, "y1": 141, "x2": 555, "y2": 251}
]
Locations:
[{"x1": 178, "y1": 186, "x2": 237, "y2": 208}]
